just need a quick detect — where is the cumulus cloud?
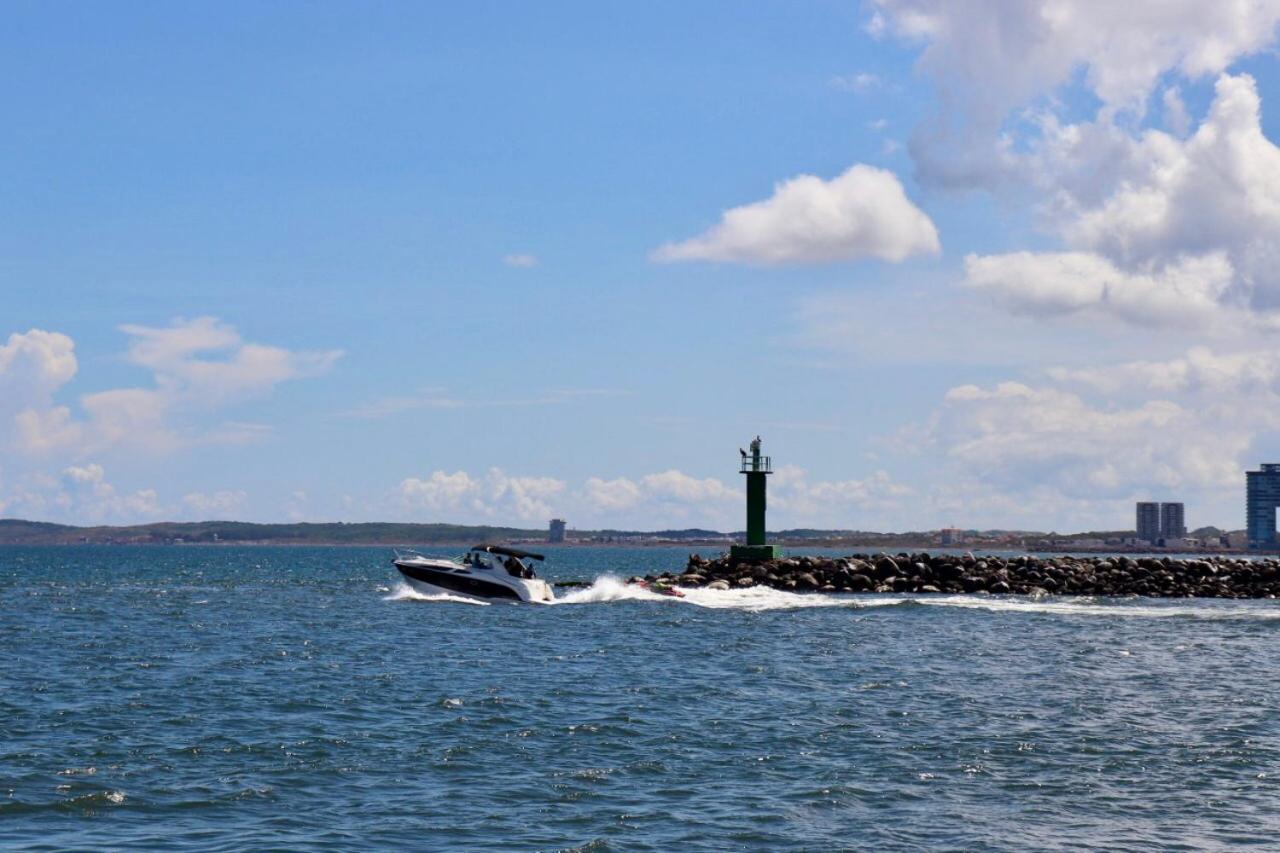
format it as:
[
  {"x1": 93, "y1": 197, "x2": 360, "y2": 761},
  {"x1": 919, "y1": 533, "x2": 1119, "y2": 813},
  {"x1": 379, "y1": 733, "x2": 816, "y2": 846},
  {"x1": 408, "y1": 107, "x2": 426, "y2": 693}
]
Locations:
[
  {"x1": 870, "y1": 3, "x2": 1280, "y2": 326},
  {"x1": 1047, "y1": 345, "x2": 1280, "y2": 396},
  {"x1": 1, "y1": 318, "x2": 341, "y2": 458},
  {"x1": 768, "y1": 465, "x2": 913, "y2": 528},
  {"x1": 933, "y1": 381, "x2": 1246, "y2": 496},
  {"x1": 391, "y1": 466, "x2": 915, "y2": 529},
  {"x1": 119, "y1": 316, "x2": 343, "y2": 404},
  {"x1": 182, "y1": 489, "x2": 249, "y2": 518},
  {"x1": 398, "y1": 468, "x2": 566, "y2": 523},
  {"x1": 1060, "y1": 76, "x2": 1280, "y2": 308},
  {"x1": 0, "y1": 330, "x2": 77, "y2": 404},
  {"x1": 1162, "y1": 86, "x2": 1191, "y2": 138},
  {"x1": 889, "y1": 337, "x2": 1280, "y2": 529},
  {"x1": 872, "y1": 0, "x2": 1280, "y2": 187},
  {"x1": 962, "y1": 251, "x2": 1235, "y2": 328},
  {"x1": 57, "y1": 463, "x2": 162, "y2": 522},
  {"x1": 652, "y1": 165, "x2": 939, "y2": 265},
  {"x1": 961, "y1": 74, "x2": 1280, "y2": 327}
]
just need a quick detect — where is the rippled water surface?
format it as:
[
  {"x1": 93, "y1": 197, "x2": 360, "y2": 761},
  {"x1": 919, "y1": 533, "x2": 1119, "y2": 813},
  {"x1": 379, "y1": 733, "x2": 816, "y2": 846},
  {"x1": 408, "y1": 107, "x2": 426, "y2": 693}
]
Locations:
[{"x1": 4, "y1": 545, "x2": 1280, "y2": 850}]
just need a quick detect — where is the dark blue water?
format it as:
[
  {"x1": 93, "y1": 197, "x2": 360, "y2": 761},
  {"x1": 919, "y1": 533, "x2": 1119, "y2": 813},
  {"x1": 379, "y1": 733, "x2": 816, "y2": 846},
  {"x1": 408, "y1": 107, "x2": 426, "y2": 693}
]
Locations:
[{"x1": 3, "y1": 545, "x2": 1280, "y2": 850}]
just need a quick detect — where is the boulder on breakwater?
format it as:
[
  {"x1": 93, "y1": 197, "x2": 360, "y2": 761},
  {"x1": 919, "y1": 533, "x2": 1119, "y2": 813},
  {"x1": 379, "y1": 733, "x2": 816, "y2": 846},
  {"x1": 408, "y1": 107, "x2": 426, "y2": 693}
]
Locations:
[{"x1": 628, "y1": 552, "x2": 1280, "y2": 599}]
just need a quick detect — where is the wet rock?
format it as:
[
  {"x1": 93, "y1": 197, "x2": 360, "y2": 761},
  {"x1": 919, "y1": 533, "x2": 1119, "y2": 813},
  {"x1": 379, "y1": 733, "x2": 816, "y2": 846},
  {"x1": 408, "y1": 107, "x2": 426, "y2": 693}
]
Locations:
[
  {"x1": 675, "y1": 550, "x2": 1280, "y2": 599},
  {"x1": 707, "y1": 579, "x2": 730, "y2": 591}
]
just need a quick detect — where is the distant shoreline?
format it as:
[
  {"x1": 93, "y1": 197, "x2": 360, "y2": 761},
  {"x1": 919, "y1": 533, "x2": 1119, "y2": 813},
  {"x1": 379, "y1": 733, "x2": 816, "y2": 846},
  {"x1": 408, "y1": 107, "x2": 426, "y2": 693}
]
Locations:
[{"x1": 0, "y1": 518, "x2": 1257, "y2": 553}]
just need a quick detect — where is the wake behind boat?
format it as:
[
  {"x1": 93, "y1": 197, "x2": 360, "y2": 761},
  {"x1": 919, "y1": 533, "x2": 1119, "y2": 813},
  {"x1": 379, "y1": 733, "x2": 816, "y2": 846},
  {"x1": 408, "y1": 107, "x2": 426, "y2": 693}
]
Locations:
[{"x1": 393, "y1": 544, "x2": 555, "y2": 603}]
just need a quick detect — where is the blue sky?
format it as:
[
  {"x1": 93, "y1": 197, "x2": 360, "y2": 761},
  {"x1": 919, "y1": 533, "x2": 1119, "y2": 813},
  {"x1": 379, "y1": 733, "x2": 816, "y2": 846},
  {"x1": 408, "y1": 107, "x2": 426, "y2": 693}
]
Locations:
[{"x1": 7, "y1": 2, "x2": 1280, "y2": 532}]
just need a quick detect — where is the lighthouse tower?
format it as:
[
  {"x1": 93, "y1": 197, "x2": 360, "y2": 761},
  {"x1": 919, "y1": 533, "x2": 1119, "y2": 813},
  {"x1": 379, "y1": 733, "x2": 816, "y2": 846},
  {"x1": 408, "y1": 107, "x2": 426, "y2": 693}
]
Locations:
[{"x1": 730, "y1": 436, "x2": 780, "y2": 562}]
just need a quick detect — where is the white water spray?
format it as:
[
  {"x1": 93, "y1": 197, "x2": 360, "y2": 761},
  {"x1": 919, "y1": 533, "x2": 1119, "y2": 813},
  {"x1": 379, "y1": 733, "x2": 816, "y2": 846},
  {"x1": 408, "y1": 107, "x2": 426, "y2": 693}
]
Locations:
[{"x1": 381, "y1": 581, "x2": 491, "y2": 606}]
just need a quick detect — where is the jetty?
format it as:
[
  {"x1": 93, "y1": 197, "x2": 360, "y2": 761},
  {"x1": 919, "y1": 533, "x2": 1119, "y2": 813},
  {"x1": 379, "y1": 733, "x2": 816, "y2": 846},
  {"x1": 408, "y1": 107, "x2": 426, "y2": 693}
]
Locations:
[
  {"x1": 638, "y1": 552, "x2": 1280, "y2": 598},
  {"x1": 629, "y1": 438, "x2": 1280, "y2": 598}
]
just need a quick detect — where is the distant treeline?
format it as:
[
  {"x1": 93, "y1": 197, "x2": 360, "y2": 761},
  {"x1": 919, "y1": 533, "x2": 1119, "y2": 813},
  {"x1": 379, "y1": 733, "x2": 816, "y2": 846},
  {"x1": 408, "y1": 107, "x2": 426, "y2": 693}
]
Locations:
[
  {"x1": 0, "y1": 519, "x2": 543, "y2": 545},
  {"x1": 0, "y1": 518, "x2": 1230, "y2": 546}
]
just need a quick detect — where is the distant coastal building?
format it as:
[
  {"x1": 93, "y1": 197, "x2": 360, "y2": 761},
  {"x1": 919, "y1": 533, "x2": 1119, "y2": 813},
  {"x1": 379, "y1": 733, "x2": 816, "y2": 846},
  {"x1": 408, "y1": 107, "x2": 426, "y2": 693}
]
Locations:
[
  {"x1": 1136, "y1": 502, "x2": 1161, "y2": 542},
  {"x1": 940, "y1": 527, "x2": 963, "y2": 546},
  {"x1": 548, "y1": 519, "x2": 567, "y2": 543},
  {"x1": 1160, "y1": 502, "x2": 1186, "y2": 540},
  {"x1": 1247, "y1": 464, "x2": 1280, "y2": 549}
]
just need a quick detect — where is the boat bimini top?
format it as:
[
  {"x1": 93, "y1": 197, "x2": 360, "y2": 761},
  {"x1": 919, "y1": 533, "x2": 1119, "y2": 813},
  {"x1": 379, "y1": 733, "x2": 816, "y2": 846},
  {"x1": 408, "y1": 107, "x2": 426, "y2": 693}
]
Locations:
[{"x1": 470, "y1": 544, "x2": 545, "y2": 562}]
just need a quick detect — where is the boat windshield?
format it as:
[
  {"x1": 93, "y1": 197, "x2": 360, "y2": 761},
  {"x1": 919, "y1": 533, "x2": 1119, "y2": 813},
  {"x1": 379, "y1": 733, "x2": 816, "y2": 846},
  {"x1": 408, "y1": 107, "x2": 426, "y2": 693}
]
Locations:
[{"x1": 463, "y1": 547, "x2": 538, "y2": 579}]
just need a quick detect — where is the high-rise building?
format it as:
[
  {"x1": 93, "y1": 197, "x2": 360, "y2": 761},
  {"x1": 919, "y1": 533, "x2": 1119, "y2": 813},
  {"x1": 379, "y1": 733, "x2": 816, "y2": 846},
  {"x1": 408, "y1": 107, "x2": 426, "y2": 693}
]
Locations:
[
  {"x1": 1160, "y1": 502, "x2": 1186, "y2": 540},
  {"x1": 1247, "y1": 464, "x2": 1280, "y2": 549},
  {"x1": 1136, "y1": 502, "x2": 1161, "y2": 542},
  {"x1": 548, "y1": 519, "x2": 567, "y2": 543}
]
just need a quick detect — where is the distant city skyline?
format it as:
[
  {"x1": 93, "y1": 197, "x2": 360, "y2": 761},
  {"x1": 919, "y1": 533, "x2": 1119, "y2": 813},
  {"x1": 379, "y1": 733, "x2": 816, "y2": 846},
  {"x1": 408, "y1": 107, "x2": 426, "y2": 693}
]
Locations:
[{"x1": 5, "y1": 4, "x2": 1280, "y2": 531}]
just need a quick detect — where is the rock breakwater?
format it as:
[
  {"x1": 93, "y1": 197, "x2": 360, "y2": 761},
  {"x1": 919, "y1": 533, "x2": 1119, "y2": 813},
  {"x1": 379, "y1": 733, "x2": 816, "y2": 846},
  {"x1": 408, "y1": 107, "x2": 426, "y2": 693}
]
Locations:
[{"x1": 631, "y1": 553, "x2": 1280, "y2": 598}]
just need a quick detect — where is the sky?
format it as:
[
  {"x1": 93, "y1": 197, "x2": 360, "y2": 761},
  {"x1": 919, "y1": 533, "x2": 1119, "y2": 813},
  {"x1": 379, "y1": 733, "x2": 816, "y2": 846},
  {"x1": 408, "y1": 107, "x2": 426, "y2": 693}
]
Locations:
[{"x1": 6, "y1": 1, "x2": 1280, "y2": 532}]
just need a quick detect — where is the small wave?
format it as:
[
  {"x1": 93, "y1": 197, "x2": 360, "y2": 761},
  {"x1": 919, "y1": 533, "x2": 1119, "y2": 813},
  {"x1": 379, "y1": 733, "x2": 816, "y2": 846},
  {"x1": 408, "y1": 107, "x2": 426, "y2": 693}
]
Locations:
[
  {"x1": 553, "y1": 576, "x2": 669, "y2": 605},
  {"x1": 915, "y1": 595, "x2": 1280, "y2": 620},
  {"x1": 381, "y1": 581, "x2": 489, "y2": 606},
  {"x1": 553, "y1": 576, "x2": 892, "y2": 612},
  {"x1": 554, "y1": 581, "x2": 1280, "y2": 619}
]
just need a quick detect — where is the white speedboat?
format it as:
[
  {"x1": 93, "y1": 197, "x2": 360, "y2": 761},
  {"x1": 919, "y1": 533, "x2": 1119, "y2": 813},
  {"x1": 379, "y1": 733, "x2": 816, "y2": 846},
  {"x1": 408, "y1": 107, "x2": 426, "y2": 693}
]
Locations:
[{"x1": 393, "y1": 544, "x2": 555, "y2": 603}]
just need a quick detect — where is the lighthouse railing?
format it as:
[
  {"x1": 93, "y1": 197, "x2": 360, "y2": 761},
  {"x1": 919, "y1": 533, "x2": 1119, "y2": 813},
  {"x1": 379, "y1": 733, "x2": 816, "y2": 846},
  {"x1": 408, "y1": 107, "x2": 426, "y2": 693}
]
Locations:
[{"x1": 740, "y1": 456, "x2": 772, "y2": 474}]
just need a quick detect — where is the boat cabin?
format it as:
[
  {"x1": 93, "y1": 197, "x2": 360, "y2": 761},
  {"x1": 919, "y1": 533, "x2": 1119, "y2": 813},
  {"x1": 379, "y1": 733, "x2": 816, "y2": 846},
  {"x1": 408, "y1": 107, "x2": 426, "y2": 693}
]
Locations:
[{"x1": 463, "y1": 544, "x2": 545, "y2": 580}]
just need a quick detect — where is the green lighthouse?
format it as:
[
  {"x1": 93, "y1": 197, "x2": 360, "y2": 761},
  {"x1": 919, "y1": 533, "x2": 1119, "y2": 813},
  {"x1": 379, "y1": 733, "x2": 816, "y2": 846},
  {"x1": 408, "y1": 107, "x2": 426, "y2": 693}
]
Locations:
[{"x1": 730, "y1": 436, "x2": 780, "y2": 562}]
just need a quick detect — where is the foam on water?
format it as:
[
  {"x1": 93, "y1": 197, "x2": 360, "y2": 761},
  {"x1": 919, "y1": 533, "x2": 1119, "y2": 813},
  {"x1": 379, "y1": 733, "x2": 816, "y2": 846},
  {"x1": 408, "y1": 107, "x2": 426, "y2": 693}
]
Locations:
[
  {"x1": 554, "y1": 576, "x2": 889, "y2": 612},
  {"x1": 554, "y1": 578, "x2": 1280, "y2": 619},
  {"x1": 916, "y1": 594, "x2": 1280, "y2": 620},
  {"x1": 381, "y1": 581, "x2": 490, "y2": 606}
]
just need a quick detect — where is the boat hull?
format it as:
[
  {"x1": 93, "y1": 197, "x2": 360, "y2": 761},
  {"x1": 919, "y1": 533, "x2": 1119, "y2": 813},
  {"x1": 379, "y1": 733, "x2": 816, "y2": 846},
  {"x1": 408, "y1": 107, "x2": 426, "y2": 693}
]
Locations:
[{"x1": 394, "y1": 560, "x2": 553, "y2": 603}]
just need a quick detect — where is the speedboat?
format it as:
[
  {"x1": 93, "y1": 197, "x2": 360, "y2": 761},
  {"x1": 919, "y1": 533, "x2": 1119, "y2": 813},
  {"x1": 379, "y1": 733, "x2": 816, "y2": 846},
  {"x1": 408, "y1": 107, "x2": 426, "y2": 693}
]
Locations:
[{"x1": 393, "y1": 544, "x2": 555, "y2": 603}]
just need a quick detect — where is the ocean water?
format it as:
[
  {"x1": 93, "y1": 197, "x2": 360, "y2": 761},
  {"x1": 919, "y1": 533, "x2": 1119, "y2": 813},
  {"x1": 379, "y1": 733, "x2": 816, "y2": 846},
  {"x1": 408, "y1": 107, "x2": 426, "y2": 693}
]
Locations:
[{"x1": 3, "y1": 545, "x2": 1280, "y2": 851}]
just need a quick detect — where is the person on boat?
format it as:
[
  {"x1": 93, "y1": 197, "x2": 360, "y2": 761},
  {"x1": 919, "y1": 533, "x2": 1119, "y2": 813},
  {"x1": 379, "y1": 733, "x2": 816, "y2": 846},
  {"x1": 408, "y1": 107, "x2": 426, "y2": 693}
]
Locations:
[{"x1": 504, "y1": 556, "x2": 523, "y2": 577}]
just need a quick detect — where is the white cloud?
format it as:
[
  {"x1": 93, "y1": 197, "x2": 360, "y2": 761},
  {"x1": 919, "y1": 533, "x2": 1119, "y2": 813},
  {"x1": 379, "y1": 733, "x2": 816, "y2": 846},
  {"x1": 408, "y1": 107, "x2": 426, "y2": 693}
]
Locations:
[
  {"x1": 1163, "y1": 86, "x2": 1191, "y2": 137},
  {"x1": 581, "y1": 476, "x2": 643, "y2": 512},
  {"x1": 962, "y1": 251, "x2": 1236, "y2": 328},
  {"x1": 285, "y1": 490, "x2": 309, "y2": 521},
  {"x1": 888, "y1": 338, "x2": 1280, "y2": 529},
  {"x1": 3, "y1": 318, "x2": 342, "y2": 458},
  {"x1": 393, "y1": 466, "x2": 914, "y2": 530},
  {"x1": 503, "y1": 253, "x2": 539, "y2": 268},
  {"x1": 769, "y1": 465, "x2": 913, "y2": 528},
  {"x1": 933, "y1": 380, "x2": 1246, "y2": 497},
  {"x1": 830, "y1": 72, "x2": 880, "y2": 93},
  {"x1": 871, "y1": 1, "x2": 1280, "y2": 326},
  {"x1": 182, "y1": 489, "x2": 248, "y2": 518},
  {"x1": 1047, "y1": 345, "x2": 1280, "y2": 396},
  {"x1": 398, "y1": 468, "x2": 565, "y2": 523},
  {"x1": 1059, "y1": 76, "x2": 1280, "y2": 307},
  {"x1": 0, "y1": 330, "x2": 77, "y2": 404},
  {"x1": 960, "y1": 74, "x2": 1280, "y2": 328},
  {"x1": 119, "y1": 316, "x2": 343, "y2": 404},
  {"x1": 652, "y1": 165, "x2": 939, "y2": 265},
  {"x1": 57, "y1": 463, "x2": 163, "y2": 522},
  {"x1": 639, "y1": 469, "x2": 736, "y2": 503},
  {"x1": 872, "y1": 0, "x2": 1280, "y2": 188}
]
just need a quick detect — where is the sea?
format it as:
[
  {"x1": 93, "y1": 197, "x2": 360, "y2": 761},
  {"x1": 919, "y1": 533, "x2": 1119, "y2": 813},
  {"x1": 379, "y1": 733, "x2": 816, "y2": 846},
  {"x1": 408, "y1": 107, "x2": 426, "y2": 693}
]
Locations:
[{"x1": 3, "y1": 544, "x2": 1280, "y2": 851}]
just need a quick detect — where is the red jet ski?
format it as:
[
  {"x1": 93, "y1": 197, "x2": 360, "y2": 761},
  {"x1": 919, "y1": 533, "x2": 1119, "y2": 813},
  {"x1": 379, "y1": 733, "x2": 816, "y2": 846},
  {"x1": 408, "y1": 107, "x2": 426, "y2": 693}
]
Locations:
[{"x1": 635, "y1": 580, "x2": 686, "y2": 598}]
